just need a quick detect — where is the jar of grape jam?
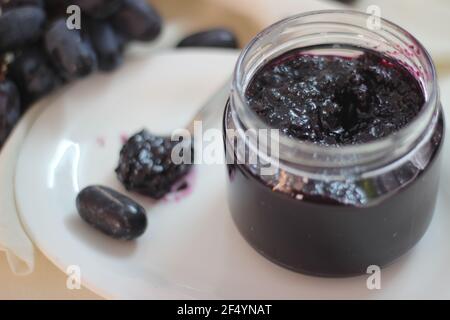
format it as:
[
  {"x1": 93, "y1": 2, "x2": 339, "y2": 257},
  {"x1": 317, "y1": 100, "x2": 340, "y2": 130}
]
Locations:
[{"x1": 223, "y1": 10, "x2": 445, "y2": 277}]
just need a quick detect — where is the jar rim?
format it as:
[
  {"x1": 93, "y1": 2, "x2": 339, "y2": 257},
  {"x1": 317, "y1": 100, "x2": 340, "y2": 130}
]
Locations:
[{"x1": 231, "y1": 10, "x2": 439, "y2": 169}]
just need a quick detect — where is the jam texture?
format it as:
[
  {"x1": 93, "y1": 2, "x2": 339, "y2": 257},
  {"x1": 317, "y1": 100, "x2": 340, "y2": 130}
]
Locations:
[
  {"x1": 246, "y1": 48, "x2": 425, "y2": 145},
  {"x1": 116, "y1": 129, "x2": 192, "y2": 199}
]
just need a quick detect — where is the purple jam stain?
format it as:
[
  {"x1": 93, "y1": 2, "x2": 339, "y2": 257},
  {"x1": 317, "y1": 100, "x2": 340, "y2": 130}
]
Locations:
[
  {"x1": 96, "y1": 136, "x2": 106, "y2": 147},
  {"x1": 120, "y1": 132, "x2": 129, "y2": 144},
  {"x1": 245, "y1": 47, "x2": 425, "y2": 145},
  {"x1": 163, "y1": 169, "x2": 197, "y2": 203}
]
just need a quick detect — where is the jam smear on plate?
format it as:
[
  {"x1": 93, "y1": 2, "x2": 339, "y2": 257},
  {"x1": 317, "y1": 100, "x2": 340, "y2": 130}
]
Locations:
[{"x1": 116, "y1": 129, "x2": 193, "y2": 200}]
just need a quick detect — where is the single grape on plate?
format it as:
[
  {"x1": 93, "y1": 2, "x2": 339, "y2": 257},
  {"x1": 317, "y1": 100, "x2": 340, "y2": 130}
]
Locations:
[{"x1": 76, "y1": 185, "x2": 147, "y2": 240}]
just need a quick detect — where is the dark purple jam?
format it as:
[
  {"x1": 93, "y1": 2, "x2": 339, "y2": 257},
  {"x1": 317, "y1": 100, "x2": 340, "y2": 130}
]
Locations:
[
  {"x1": 116, "y1": 130, "x2": 192, "y2": 199},
  {"x1": 246, "y1": 47, "x2": 425, "y2": 145},
  {"x1": 225, "y1": 148, "x2": 442, "y2": 276},
  {"x1": 224, "y1": 46, "x2": 444, "y2": 276}
]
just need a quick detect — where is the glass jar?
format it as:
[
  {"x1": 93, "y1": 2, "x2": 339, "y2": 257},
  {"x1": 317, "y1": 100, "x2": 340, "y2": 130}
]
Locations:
[{"x1": 223, "y1": 10, "x2": 445, "y2": 277}]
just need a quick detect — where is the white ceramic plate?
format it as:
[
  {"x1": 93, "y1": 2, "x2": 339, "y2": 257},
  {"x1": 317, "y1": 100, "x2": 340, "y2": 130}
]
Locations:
[{"x1": 15, "y1": 50, "x2": 450, "y2": 299}]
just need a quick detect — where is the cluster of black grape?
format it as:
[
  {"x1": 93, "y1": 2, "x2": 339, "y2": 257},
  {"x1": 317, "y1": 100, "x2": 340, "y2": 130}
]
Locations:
[{"x1": 0, "y1": 0, "x2": 163, "y2": 148}]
